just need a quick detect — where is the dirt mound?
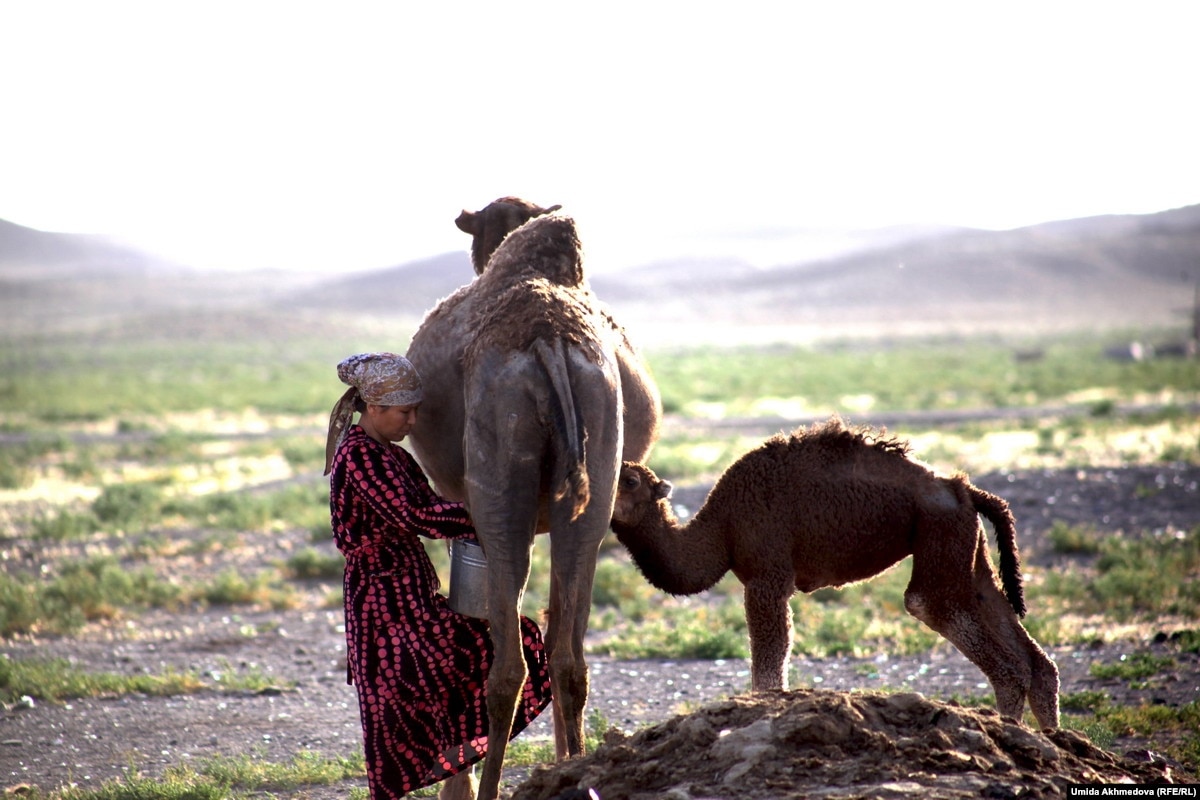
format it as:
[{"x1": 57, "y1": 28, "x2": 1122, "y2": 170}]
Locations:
[{"x1": 513, "y1": 690, "x2": 1183, "y2": 800}]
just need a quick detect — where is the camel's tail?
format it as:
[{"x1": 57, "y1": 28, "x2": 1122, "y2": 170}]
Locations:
[
  {"x1": 534, "y1": 338, "x2": 589, "y2": 521},
  {"x1": 968, "y1": 483, "x2": 1027, "y2": 617}
]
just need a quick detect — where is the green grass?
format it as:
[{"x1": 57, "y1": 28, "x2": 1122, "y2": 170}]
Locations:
[
  {"x1": 645, "y1": 334, "x2": 1200, "y2": 419},
  {"x1": 1060, "y1": 689, "x2": 1113, "y2": 712},
  {"x1": 21, "y1": 477, "x2": 327, "y2": 542},
  {"x1": 0, "y1": 556, "x2": 186, "y2": 635},
  {"x1": 0, "y1": 332, "x2": 395, "y2": 421},
  {"x1": 643, "y1": 433, "x2": 766, "y2": 483},
  {"x1": 8, "y1": 518, "x2": 1190, "y2": 653},
  {"x1": 0, "y1": 655, "x2": 295, "y2": 705},
  {"x1": 1037, "y1": 527, "x2": 1200, "y2": 625},
  {"x1": 92, "y1": 481, "x2": 169, "y2": 528},
  {"x1": 3, "y1": 330, "x2": 1196, "y2": 426},
  {"x1": 0, "y1": 656, "x2": 203, "y2": 705},
  {"x1": 792, "y1": 562, "x2": 941, "y2": 658},
  {"x1": 646, "y1": 413, "x2": 1198, "y2": 487},
  {"x1": 1046, "y1": 521, "x2": 1105, "y2": 555},
  {"x1": 40, "y1": 750, "x2": 367, "y2": 800},
  {"x1": 19, "y1": 474, "x2": 330, "y2": 544},
  {"x1": 29, "y1": 508, "x2": 101, "y2": 540},
  {"x1": 277, "y1": 436, "x2": 326, "y2": 472},
  {"x1": 284, "y1": 546, "x2": 344, "y2": 580},
  {"x1": 1088, "y1": 652, "x2": 1177, "y2": 683},
  {"x1": 598, "y1": 597, "x2": 751, "y2": 660},
  {"x1": 1060, "y1": 690, "x2": 1200, "y2": 767},
  {"x1": 198, "y1": 568, "x2": 300, "y2": 609},
  {"x1": 0, "y1": 555, "x2": 305, "y2": 636},
  {"x1": 1175, "y1": 629, "x2": 1200, "y2": 653}
]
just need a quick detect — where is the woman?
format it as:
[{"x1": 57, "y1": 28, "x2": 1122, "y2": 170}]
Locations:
[{"x1": 324, "y1": 352, "x2": 552, "y2": 799}]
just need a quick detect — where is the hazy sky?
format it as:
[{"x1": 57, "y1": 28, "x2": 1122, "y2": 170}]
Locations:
[{"x1": 2, "y1": 2, "x2": 1197, "y2": 273}]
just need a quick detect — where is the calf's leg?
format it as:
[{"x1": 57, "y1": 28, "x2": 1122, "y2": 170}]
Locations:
[
  {"x1": 743, "y1": 573, "x2": 794, "y2": 691},
  {"x1": 906, "y1": 524, "x2": 1048, "y2": 724}
]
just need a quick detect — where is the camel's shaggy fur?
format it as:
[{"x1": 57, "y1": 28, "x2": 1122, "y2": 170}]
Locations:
[
  {"x1": 462, "y1": 215, "x2": 616, "y2": 522},
  {"x1": 420, "y1": 197, "x2": 661, "y2": 469},
  {"x1": 610, "y1": 417, "x2": 1060, "y2": 729},
  {"x1": 464, "y1": 215, "x2": 608, "y2": 366}
]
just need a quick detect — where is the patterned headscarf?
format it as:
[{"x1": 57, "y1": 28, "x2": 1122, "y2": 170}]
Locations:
[{"x1": 324, "y1": 352, "x2": 424, "y2": 475}]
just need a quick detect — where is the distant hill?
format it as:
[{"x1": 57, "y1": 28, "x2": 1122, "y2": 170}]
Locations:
[
  {"x1": 281, "y1": 251, "x2": 475, "y2": 317},
  {"x1": 4, "y1": 205, "x2": 1198, "y2": 344},
  {"x1": 591, "y1": 204, "x2": 1200, "y2": 340},
  {"x1": 0, "y1": 218, "x2": 328, "y2": 336},
  {"x1": 0, "y1": 218, "x2": 166, "y2": 276},
  {"x1": 742, "y1": 206, "x2": 1198, "y2": 300}
]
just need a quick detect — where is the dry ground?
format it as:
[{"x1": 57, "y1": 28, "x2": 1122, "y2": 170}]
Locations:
[{"x1": 2, "y1": 458, "x2": 1198, "y2": 798}]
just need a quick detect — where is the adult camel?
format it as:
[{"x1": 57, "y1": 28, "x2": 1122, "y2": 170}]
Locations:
[
  {"x1": 410, "y1": 196, "x2": 660, "y2": 498},
  {"x1": 406, "y1": 209, "x2": 642, "y2": 800}
]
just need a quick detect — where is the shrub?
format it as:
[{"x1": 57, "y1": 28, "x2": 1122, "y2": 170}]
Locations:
[
  {"x1": 284, "y1": 547, "x2": 343, "y2": 580},
  {"x1": 0, "y1": 576, "x2": 42, "y2": 637},
  {"x1": 1088, "y1": 652, "x2": 1176, "y2": 683},
  {"x1": 92, "y1": 481, "x2": 166, "y2": 528},
  {"x1": 30, "y1": 509, "x2": 100, "y2": 540},
  {"x1": 41, "y1": 557, "x2": 183, "y2": 626},
  {"x1": 1047, "y1": 521, "x2": 1103, "y2": 555},
  {"x1": 200, "y1": 568, "x2": 299, "y2": 610}
]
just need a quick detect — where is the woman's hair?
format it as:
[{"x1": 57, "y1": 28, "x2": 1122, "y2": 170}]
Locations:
[{"x1": 353, "y1": 395, "x2": 367, "y2": 413}]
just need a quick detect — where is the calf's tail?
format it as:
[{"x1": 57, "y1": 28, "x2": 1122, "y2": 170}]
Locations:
[{"x1": 967, "y1": 483, "x2": 1026, "y2": 617}]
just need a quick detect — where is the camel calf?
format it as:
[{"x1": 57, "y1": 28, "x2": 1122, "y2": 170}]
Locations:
[{"x1": 610, "y1": 417, "x2": 1060, "y2": 729}]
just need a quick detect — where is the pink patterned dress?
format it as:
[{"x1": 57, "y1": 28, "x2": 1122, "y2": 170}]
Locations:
[{"x1": 329, "y1": 426, "x2": 552, "y2": 798}]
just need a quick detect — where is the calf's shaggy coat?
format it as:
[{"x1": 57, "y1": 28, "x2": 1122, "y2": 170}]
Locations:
[{"x1": 610, "y1": 417, "x2": 1060, "y2": 729}]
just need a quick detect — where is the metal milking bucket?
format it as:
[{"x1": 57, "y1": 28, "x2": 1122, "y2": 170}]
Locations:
[{"x1": 448, "y1": 538, "x2": 489, "y2": 619}]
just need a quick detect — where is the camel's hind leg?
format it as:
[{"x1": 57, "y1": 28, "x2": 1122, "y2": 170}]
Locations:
[
  {"x1": 476, "y1": 532, "x2": 534, "y2": 800},
  {"x1": 961, "y1": 544, "x2": 1060, "y2": 728},
  {"x1": 545, "y1": 539, "x2": 601, "y2": 760},
  {"x1": 1026, "y1": 628, "x2": 1061, "y2": 729},
  {"x1": 905, "y1": 514, "x2": 1059, "y2": 728},
  {"x1": 743, "y1": 572, "x2": 794, "y2": 691},
  {"x1": 969, "y1": 533, "x2": 1060, "y2": 728}
]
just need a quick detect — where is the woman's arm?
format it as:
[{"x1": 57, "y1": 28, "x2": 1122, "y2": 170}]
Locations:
[{"x1": 343, "y1": 439, "x2": 475, "y2": 540}]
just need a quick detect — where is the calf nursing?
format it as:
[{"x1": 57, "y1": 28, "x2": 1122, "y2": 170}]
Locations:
[{"x1": 610, "y1": 418, "x2": 1060, "y2": 729}]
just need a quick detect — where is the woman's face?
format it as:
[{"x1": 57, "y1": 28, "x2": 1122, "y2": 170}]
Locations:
[{"x1": 365, "y1": 403, "x2": 420, "y2": 442}]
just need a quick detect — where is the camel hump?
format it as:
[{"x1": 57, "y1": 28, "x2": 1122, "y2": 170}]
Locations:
[
  {"x1": 457, "y1": 196, "x2": 563, "y2": 274},
  {"x1": 965, "y1": 480, "x2": 1026, "y2": 617},
  {"x1": 465, "y1": 213, "x2": 607, "y2": 361},
  {"x1": 534, "y1": 339, "x2": 590, "y2": 521},
  {"x1": 484, "y1": 213, "x2": 585, "y2": 288}
]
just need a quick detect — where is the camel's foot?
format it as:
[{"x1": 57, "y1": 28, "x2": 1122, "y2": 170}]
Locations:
[{"x1": 438, "y1": 767, "x2": 477, "y2": 800}]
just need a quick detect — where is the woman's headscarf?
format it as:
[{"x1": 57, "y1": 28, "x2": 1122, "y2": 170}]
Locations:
[{"x1": 324, "y1": 352, "x2": 424, "y2": 475}]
